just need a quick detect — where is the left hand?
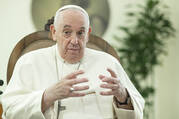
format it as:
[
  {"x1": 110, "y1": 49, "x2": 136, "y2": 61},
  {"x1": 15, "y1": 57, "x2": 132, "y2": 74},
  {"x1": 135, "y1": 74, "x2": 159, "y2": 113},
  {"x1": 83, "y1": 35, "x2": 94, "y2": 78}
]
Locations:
[{"x1": 99, "y1": 68, "x2": 128, "y2": 102}]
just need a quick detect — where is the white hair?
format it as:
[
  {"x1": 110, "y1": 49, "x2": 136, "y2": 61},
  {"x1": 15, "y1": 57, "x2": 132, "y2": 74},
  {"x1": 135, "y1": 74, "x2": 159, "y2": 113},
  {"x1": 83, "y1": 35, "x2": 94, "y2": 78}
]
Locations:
[{"x1": 54, "y1": 5, "x2": 90, "y2": 30}]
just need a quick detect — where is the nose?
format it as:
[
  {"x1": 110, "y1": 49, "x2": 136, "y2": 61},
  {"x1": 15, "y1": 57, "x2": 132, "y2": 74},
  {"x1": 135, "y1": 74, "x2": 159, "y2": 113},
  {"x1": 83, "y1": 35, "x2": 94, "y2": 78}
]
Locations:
[{"x1": 70, "y1": 35, "x2": 78, "y2": 45}]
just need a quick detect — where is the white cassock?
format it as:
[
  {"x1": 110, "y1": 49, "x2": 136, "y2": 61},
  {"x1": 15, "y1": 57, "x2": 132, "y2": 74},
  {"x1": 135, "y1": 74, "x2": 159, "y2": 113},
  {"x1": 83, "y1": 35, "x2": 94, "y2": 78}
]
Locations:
[{"x1": 1, "y1": 44, "x2": 145, "y2": 119}]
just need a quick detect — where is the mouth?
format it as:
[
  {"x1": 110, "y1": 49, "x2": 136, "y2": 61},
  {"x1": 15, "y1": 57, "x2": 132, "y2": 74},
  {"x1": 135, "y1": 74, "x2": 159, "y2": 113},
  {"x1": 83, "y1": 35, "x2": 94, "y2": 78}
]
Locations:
[
  {"x1": 67, "y1": 48, "x2": 80, "y2": 53},
  {"x1": 68, "y1": 48, "x2": 80, "y2": 51}
]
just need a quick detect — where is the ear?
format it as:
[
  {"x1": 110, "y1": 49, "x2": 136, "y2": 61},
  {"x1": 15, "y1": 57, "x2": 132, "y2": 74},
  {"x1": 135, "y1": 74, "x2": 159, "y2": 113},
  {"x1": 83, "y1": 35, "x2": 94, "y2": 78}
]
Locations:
[
  {"x1": 50, "y1": 24, "x2": 57, "y2": 41},
  {"x1": 86, "y1": 27, "x2": 92, "y2": 42},
  {"x1": 88, "y1": 27, "x2": 92, "y2": 33}
]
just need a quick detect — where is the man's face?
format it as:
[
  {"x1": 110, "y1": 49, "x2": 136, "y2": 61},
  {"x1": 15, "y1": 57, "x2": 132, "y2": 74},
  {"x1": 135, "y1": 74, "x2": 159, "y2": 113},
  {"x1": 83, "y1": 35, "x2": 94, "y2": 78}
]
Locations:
[{"x1": 51, "y1": 9, "x2": 91, "y2": 63}]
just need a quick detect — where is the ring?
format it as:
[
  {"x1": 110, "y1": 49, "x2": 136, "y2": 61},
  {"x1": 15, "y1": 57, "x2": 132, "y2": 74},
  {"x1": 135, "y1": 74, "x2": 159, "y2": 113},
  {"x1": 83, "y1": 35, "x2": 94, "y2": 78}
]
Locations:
[{"x1": 70, "y1": 87, "x2": 74, "y2": 92}]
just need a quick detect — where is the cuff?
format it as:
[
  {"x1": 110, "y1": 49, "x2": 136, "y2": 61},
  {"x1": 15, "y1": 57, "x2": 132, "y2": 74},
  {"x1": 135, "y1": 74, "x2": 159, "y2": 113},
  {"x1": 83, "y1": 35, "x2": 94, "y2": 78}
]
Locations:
[{"x1": 113, "y1": 101, "x2": 135, "y2": 119}]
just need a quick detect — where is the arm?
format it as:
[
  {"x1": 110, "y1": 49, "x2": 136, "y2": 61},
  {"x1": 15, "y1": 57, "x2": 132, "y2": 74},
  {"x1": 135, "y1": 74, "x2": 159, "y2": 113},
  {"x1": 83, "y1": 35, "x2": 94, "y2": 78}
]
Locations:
[
  {"x1": 2, "y1": 60, "x2": 89, "y2": 118},
  {"x1": 1, "y1": 61, "x2": 46, "y2": 119},
  {"x1": 113, "y1": 63, "x2": 145, "y2": 119},
  {"x1": 99, "y1": 66, "x2": 144, "y2": 119}
]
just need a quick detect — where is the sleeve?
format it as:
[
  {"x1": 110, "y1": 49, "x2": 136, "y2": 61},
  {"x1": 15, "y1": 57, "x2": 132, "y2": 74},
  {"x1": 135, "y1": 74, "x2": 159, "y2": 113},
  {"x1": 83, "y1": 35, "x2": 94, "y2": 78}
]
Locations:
[
  {"x1": 113, "y1": 61, "x2": 145, "y2": 119},
  {"x1": 1, "y1": 58, "x2": 46, "y2": 119}
]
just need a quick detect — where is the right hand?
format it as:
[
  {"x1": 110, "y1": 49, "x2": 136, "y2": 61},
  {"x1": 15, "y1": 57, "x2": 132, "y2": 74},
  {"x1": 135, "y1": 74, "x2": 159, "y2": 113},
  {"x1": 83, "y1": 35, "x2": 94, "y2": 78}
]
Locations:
[{"x1": 44, "y1": 70, "x2": 89, "y2": 102}]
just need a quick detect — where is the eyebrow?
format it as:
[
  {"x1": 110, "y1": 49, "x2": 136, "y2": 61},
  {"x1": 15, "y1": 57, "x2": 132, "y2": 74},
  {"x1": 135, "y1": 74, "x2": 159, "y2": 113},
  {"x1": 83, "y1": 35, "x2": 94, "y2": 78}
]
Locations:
[
  {"x1": 63, "y1": 25, "x2": 71, "y2": 28},
  {"x1": 80, "y1": 27, "x2": 85, "y2": 30}
]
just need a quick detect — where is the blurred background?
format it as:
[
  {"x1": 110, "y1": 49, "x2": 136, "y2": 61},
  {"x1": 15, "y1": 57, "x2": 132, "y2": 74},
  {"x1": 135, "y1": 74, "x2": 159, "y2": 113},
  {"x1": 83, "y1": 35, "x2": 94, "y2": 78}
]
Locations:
[{"x1": 0, "y1": 0, "x2": 178, "y2": 119}]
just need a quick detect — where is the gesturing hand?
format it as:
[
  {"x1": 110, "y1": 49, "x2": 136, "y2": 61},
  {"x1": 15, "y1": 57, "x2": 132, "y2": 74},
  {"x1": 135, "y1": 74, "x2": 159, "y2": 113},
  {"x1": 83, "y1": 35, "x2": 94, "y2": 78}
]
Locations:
[
  {"x1": 42, "y1": 70, "x2": 89, "y2": 112},
  {"x1": 46, "y1": 70, "x2": 89, "y2": 101},
  {"x1": 99, "y1": 68, "x2": 128, "y2": 103}
]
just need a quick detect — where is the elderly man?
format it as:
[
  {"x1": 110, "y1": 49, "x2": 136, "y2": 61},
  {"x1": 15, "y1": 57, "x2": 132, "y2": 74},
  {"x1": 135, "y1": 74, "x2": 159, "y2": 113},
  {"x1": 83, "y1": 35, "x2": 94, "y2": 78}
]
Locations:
[{"x1": 1, "y1": 5, "x2": 144, "y2": 119}]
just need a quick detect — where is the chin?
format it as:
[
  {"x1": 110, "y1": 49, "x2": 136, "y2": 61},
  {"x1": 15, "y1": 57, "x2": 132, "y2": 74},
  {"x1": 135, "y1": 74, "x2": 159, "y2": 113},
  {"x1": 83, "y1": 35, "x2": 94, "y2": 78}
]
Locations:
[{"x1": 66, "y1": 55, "x2": 83, "y2": 64}]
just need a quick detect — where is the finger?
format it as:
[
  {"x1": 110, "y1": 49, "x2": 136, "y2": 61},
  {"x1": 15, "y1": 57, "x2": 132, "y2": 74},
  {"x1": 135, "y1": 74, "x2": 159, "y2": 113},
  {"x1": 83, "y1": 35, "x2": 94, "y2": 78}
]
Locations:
[
  {"x1": 100, "y1": 90, "x2": 114, "y2": 96},
  {"x1": 98, "y1": 75, "x2": 105, "y2": 79},
  {"x1": 100, "y1": 83, "x2": 119, "y2": 90},
  {"x1": 65, "y1": 70, "x2": 84, "y2": 79},
  {"x1": 68, "y1": 78, "x2": 88, "y2": 85},
  {"x1": 73, "y1": 85, "x2": 89, "y2": 91},
  {"x1": 101, "y1": 77, "x2": 119, "y2": 84},
  {"x1": 69, "y1": 92, "x2": 86, "y2": 97},
  {"x1": 107, "y1": 68, "x2": 117, "y2": 78}
]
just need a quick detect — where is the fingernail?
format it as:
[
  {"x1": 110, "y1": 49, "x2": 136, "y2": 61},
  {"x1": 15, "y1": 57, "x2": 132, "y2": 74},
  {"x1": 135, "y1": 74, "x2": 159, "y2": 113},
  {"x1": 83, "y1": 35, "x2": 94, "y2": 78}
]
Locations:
[{"x1": 98, "y1": 75, "x2": 104, "y2": 79}]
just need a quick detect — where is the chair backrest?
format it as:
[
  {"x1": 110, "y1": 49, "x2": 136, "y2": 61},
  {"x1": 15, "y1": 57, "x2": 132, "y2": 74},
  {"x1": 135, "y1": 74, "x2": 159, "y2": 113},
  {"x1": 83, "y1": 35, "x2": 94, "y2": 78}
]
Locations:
[{"x1": 6, "y1": 31, "x2": 120, "y2": 84}]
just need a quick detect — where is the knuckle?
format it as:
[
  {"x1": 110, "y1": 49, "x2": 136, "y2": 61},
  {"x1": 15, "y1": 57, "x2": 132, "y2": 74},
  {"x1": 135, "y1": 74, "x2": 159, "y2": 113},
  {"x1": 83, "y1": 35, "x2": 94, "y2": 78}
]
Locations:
[{"x1": 71, "y1": 79, "x2": 77, "y2": 84}]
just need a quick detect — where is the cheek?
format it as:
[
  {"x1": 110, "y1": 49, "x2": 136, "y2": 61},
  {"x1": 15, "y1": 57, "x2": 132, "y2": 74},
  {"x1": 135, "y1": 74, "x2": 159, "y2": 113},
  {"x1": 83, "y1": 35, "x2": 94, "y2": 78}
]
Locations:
[
  {"x1": 80, "y1": 40, "x2": 87, "y2": 48},
  {"x1": 62, "y1": 39, "x2": 70, "y2": 49}
]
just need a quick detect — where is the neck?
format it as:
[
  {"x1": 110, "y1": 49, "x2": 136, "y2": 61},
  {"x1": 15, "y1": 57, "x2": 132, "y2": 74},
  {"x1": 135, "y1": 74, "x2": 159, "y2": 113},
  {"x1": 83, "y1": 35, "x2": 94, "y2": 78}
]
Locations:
[
  {"x1": 61, "y1": 53, "x2": 84, "y2": 64},
  {"x1": 64, "y1": 58, "x2": 81, "y2": 64}
]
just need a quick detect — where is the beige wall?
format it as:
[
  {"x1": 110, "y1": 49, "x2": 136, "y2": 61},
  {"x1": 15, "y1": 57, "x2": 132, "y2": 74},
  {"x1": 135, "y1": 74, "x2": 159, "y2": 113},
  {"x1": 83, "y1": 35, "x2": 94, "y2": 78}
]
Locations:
[
  {"x1": 0, "y1": 0, "x2": 35, "y2": 88},
  {"x1": 155, "y1": 0, "x2": 179, "y2": 118},
  {"x1": 0, "y1": 0, "x2": 178, "y2": 119}
]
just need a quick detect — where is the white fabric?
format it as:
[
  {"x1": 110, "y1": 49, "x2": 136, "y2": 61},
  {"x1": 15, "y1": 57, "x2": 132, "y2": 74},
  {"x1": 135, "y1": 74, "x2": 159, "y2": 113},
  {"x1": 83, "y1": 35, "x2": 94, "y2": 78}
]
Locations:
[{"x1": 1, "y1": 44, "x2": 145, "y2": 119}]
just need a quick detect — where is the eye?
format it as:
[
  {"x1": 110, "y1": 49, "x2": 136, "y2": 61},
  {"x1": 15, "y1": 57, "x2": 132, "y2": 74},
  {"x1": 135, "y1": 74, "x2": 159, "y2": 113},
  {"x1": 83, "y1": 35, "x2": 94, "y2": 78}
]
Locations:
[
  {"x1": 64, "y1": 31, "x2": 71, "y2": 35},
  {"x1": 77, "y1": 30, "x2": 85, "y2": 36},
  {"x1": 63, "y1": 30, "x2": 72, "y2": 37}
]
